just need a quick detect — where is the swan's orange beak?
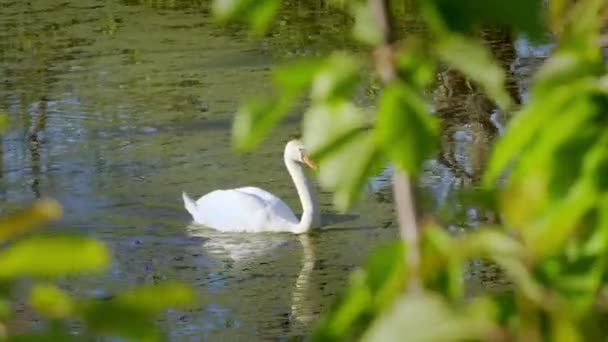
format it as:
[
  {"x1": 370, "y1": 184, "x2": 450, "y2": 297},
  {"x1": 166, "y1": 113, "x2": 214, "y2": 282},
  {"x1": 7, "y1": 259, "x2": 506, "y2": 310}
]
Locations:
[{"x1": 302, "y1": 155, "x2": 317, "y2": 170}]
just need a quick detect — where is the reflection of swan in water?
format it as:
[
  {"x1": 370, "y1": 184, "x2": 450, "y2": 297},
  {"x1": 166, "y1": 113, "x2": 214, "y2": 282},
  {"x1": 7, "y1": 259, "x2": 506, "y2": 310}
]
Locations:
[
  {"x1": 186, "y1": 225, "x2": 290, "y2": 263},
  {"x1": 182, "y1": 139, "x2": 320, "y2": 233},
  {"x1": 186, "y1": 225, "x2": 317, "y2": 324},
  {"x1": 291, "y1": 234, "x2": 316, "y2": 325}
]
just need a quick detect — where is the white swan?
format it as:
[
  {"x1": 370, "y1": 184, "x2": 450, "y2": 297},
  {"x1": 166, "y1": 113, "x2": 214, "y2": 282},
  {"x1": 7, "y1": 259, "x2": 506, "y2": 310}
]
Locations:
[{"x1": 182, "y1": 139, "x2": 320, "y2": 233}]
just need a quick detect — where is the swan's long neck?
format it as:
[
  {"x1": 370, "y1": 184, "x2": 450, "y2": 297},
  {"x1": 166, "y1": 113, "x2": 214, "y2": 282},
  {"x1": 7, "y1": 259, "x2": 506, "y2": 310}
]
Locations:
[{"x1": 285, "y1": 158, "x2": 319, "y2": 234}]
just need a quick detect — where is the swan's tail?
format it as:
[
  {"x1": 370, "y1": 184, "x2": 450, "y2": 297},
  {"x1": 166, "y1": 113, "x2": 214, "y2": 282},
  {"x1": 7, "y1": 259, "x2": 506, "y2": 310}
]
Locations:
[{"x1": 182, "y1": 191, "x2": 198, "y2": 218}]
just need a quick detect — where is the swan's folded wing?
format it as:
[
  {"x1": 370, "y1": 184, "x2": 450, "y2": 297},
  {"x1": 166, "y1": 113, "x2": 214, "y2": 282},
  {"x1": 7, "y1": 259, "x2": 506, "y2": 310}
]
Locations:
[
  {"x1": 235, "y1": 187, "x2": 299, "y2": 224},
  {"x1": 196, "y1": 189, "x2": 297, "y2": 232}
]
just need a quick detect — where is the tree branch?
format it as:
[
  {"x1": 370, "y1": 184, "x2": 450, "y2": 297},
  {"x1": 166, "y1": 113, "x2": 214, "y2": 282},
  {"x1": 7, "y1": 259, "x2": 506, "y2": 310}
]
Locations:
[{"x1": 369, "y1": 0, "x2": 422, "y2": 292}]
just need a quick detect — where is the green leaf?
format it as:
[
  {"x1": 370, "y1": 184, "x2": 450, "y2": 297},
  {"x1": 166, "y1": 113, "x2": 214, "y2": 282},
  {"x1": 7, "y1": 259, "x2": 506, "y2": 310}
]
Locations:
[
  {"x1": 0, "y1": 235, "x2": 110, "y2": 278},
  {"x1": 114, "y1": 282, "x2": 196, "y2": 314},
  {"x1": 82, "y1": 302, "x2": 161, "y2": 341},
  {"x1": 273, "y1": 58, "x2": 322, "y2": 96},
  {"x1": 313, "y1": 241, "x2": 406, "y2": 341},
  {"x1": 464, "y1": 229, "x2": 524, "y2": 259},
  {"x1": 550, "y1": 311, "x2": 582, "y2": 342},
  {"x1": 396, "y1": 46, "x2": 436, "y2": 89},
  {"x1": 547, "y1": 255, "x2": 604, "y2": 316},
  {"x1": 0, "y1": 112, "x2": 8, "y2": 133},
  {"x1": 325, "y1": 131, "x2": 381, "y2": 210},
  {"x1": 246, "y1": 0, "x2": 281, "y2": 34},
  {"x1": 314, "y1": 270, "x2": 372, "y2": 341},
  {"x1": 425, "y1": 0, "x2": 543, "y2": 39},
  {"x1": 533, "y1": 51, "x2": 604, "y2": 95},
  {"x1": 561, "y1": 0, "x2": 607, "y2": 44},
  {"x1": 303, "y1": 101, "x2": 366, "y2": 154},
  {"x1": 303, "y1": 101, "x2": 381, "y2": 209},
  {"x1": 10, "y1": 326, "x2": 78, "y2": 342},
  {"x1": 483, "y1": 80, "x2": 590, "y2": 185},
  {"x1": 582, "y1": 195, "x2": 608, "y2": 255},
  {"x1": 232, "y1": 97, "x2": 290, "y2": 150},
  {"x1": 30, "y1": 283, "x2": 73, "y2": 318},
  {"x1": 363, "y1": 241, "x2": 406, "y2": 310},
  {"x1": 213, "y1": 0, "x2": 280, "y2": 34},
  {"x1": 233, "y1": 58, "x2": 321, "y2": 151},
  {"x1": 81, "y1": 282, "x2": 195, "y2": 341},
  {"x1": 311, "y1": 52, "x2": 360, "y2": 102},
  {"x1": 362, "y1": 293, "x2": 497, "y2": 342},
  {"x1": 436, "y1": 34, "x2": 514, "y2": 110},
  {"x1": 0, "y1": 199, "x2": 62, "y2": 242},
  {"x1": 527, "y1": 138, "x2": 604, "y2": 258},
  {"x1": 376, "y1": 81, "x2": 438, "y2": 175},
  {"x1": 351, "y1": 2, "x2": 383, "y2": 45},
  {"x1": 212, "y1": 0, "x2": 250, "y2": 21}
]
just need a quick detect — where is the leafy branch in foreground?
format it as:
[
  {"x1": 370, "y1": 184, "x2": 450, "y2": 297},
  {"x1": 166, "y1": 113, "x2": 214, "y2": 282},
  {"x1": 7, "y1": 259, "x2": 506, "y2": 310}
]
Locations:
[
  {"x1": 0, "y1": 197, "x2": 196, "y2": 341},
  {"x1": 215, "y1": 0, "x2": 608, "y2": 339}
]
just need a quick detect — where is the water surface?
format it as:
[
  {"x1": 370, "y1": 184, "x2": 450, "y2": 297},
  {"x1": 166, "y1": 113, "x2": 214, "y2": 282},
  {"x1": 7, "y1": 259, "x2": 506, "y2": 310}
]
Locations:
[{"x1": 0, "y1": 0, "x2": 396, "y2": 339}]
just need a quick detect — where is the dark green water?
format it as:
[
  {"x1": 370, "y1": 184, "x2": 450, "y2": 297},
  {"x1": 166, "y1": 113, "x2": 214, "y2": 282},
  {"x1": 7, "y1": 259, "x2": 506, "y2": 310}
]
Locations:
[{"x1": 0, "y1": 0, "x2": 551, "y2": 340}]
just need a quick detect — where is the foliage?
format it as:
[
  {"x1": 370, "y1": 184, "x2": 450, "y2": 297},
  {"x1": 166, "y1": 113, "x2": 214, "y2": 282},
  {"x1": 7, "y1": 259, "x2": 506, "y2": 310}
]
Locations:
[
  {"x1": 0, "y1": 166, "x2": 196, "y2": 341},
  {"x1": 214, "y1": 0, "x2": 608, "y2": 340}
]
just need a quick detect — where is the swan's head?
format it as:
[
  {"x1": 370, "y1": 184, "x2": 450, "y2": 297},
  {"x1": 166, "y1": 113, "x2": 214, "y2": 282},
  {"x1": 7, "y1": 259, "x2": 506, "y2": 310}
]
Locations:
[{"x1": 285, "y1": 139, "x2": 316, "y2": 169}]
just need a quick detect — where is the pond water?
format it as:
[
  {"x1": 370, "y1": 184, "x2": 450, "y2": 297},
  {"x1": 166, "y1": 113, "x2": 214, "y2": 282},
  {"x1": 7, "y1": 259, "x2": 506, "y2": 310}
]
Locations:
[{"x1": 0, "y1": 0, "x2": 552, "y2": 340}]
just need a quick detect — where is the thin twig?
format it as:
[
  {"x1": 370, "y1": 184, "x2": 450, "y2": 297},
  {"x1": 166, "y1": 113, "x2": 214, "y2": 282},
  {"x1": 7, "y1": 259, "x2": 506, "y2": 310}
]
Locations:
[
  {"x1": 369, "y1": 0, "x2": 422, "y2": 292},
  {"x1": 393, "y1": 169, "x2": 422, "y2": 292}
]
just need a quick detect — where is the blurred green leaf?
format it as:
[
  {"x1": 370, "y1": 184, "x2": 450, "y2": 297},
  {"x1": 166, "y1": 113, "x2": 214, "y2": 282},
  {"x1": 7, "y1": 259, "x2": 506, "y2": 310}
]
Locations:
[
  {"x1": 233, "y1": 58, "x2": 322, "y2": 151},
  {"x1": 0, "y1": 112, "x2": 8, "y2": 132},
  {"x1": 551, "y1": 311, "x2": 583, "y2": 342},
  {"x1": 302, "y1": 101, "x2": 381, "y2": 208},
  {"x1": 314, "y1": 242, "x2": 406, "y2": 341},
  {"x1": 30, "y1": 283, "x2": 73, "y2": 318},
  {"x1": 582, "y1": 195, "x2": 608, "y2": 255},
  {"x1": 82, "y1": 302, "x2": 161, "y2": 342},
  {"x1": 436, "y1": 34, "x2": 514, "y2": 110},
  {"x1": 526, "y1": 136, "x2": 605, "y2": 258},
  {"x1": 499, "y1": 92, "x2": 601, "y2": 241},
  {"x1": 213, "y1": 0, "x2": 280, "y2": 34},
  {"x1": 324, "y1": 131, "x2": 381, "y2": 210},
  {"x1": 464, "y1": 229, "x2": 524, "y2": 259},
  {"x1": 423, "y1": 0, "x2": 543, "y2": 39},
  {"x1": 0, "y1": 199, "x2": 62, "y2": 242},
  {"x1": 533, "y1": 52, "x2": 604, "y2": 95},
  {"x1": 362, "y1": 293, "x2": 497, "y2": 342},
  {"x1": 311, "y1": 52, "x2": 360, "y2": 102},
  {"x1": 484, "y1": 80, "x2": 590, "y2": 185},
  {"x1": 81, "y1": 282, "x2": 195, "y2": 341},
  {"x1": 273, "y1": 58, "x2": 321, "y2": 96},
  {"x1": 457, "y1": 188, "x2": 500, "y2": 213},
  {"x1": 363, "y1": 241, "x2": 406, "y2": 309},
  {"x1": 376, "y1": 81, "x2": 438, "y2": 175},
  {"x1": 0, "y1": 236, "x2": 109, "y2": 278},
  {"x1": 232, "y1": 97, "x2": 290, "y2": 150},
  {"x1": 114, "y1": 282, "x2": 196, "y2": 314},
  {"x1": 213, "y1": 0, "x2": 252, "y2": 21},
  {"x1": 351, "y1": 2, "x2": 383, "y2": 45},
  {"x1": 247, "y1": 0, "x2": 280, "y2": 34},
  {"x1": 396, "y1": 46, "x2": 436, "y2": 89},
  {"x1": 303, "y1": 101, "x2": 366, "y2": 155},
  {"x1": 561, "y1": 0, "x2": 606, "y2": 43},
  {"x1": 10, "y1": 327, "x2": 77, "y2": 342},
  {"x1": 490, "y1": 256, "x2": 546, "y2": 306},
  {"x1": 314, "y1": 270, "x2": 372, "y2": 341},
  {"x1": 546, "y1": 255, "x2": 604, "y2": 316},
  {"x1": 0, "y1": 297, "x2": 10, "y2": 320}
]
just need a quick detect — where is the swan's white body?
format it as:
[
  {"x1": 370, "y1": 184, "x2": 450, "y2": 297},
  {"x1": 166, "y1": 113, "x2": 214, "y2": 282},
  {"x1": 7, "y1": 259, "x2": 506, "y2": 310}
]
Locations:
[{"x1": 182, "y1": 140, "x2": 320, "y2": 234}]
